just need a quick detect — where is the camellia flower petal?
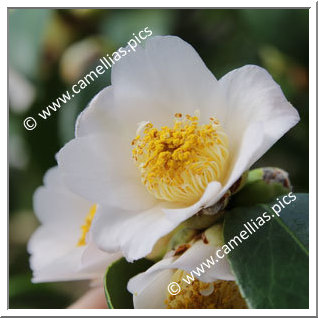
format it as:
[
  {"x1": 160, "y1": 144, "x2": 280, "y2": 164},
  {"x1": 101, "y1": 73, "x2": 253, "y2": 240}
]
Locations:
[
  {"x1": 127, "y1": 224, "x2": 245, "y2": 309},
  {"x1": 28, "y1": 166, "x2": 121, "y2": 283},
  {"x1": 57, "y1": 35, "x2": 299, "y2": 262}
]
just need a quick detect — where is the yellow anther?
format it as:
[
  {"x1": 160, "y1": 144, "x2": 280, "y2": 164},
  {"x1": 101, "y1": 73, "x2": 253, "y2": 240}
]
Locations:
[
  {"x1": 77, "y1": 204, "x2": 97, "y2": 246},
  {"x1": 132, "y1": 113, "x2": 229, "y2": 204},
  {"x1": 165, "y1": 270, "x2": 247, "y2": 309}
]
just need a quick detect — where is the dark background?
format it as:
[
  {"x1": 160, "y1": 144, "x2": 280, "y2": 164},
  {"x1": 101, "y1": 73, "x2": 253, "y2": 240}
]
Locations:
[{"x1": 9, "y1": 9, "x2": 309, "y2": 308}]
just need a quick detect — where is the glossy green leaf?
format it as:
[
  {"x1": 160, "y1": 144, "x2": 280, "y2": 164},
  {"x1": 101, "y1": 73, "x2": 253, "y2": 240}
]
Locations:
[
  {"x1": 224, "y1": 193, "x2": 309, "y2": 309},
  {"x1": 104, "y1": 257, "x2": 154, "y2": 309}
]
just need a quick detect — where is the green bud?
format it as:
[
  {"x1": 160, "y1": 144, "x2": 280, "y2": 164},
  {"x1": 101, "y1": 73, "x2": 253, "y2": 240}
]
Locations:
[
  {"x1": 203, "y1": 223, "x2": 224, "y2": 247},
  {"x1": 167, "y1": 227, "x2": 198, "y2": 251},
  {"x1": 229, "y1": 167, "x2": 291, "y2": 208},
  {"x1": 184, "y1": 210, "x2": 225, "y2": 230}
]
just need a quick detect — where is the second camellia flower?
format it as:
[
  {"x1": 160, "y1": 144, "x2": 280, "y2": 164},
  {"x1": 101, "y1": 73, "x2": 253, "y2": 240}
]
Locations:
[
  {"x1": 28, "y1": 166, "x2": 121, "y2": 283},
  {"x1": 128, "y1": 224, "x2": 247, "y2": 309}
]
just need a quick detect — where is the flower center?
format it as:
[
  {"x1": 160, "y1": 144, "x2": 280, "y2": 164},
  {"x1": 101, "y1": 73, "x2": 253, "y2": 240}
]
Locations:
[
  {"x1": 131, "y1": 113, "x2": 229, "y2": 204},
  {"x1": 165, "y1": 271, "x2": 247, "y2": 309},
  {"x1": 77, "y1": 204, "x2": 97, "y2": 246}
]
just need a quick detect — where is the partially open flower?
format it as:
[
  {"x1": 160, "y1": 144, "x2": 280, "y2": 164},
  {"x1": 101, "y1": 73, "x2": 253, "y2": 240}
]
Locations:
[
  {"x1": 128, "y1": 224, "x2": 247, "y2": 309},
  {"x1": 57, "y1": 35, "x2": 299, "y2": 262},
  {"x1": 28, "y1": 166, "x2": 120, "y2": 282}
]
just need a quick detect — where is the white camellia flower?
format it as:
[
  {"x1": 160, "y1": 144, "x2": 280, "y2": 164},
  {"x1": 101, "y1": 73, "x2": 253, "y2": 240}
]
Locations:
[
  {"x1": 28, "y1": 166, "x2": 121, "y2": 283},
  {"x1": 128, "y1": 224, "x2": 246, "y2": 309},
  {"x1": 57, "y1": 35, "x2": 299, "y2": 262}
]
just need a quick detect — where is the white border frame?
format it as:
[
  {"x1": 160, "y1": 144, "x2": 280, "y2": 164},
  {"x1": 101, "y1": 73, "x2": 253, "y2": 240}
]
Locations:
[{"x1": 3, "y1": 1, "x2": 316, "y2": 316}]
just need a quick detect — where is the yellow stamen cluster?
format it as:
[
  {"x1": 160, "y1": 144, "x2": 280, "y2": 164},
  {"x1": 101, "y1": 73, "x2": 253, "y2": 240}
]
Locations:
[
  {"x1": 77, "y1": 204, "x2": 97, "y2": 246},
  {"x1": 165, "y1": 271, "x2": 247, "y2": 309},
  {"x1": 132, "y1": 113, "x2": 229, "y2": 204}
]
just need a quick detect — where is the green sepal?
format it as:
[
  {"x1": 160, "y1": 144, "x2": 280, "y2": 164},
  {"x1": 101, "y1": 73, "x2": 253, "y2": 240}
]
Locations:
[{"x1": 229, "y1": 167, "x2": 290, "y2": 208}]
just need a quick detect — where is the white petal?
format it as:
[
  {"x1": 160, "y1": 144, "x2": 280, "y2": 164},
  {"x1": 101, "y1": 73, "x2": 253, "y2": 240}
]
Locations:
[
  {"x1": 163, "y1": 181, "x2": 222, "y2": 223},
  {"x1": 173, "y1": 240, "x2": 235, "y2": 282},
  {"x1": 75, "y1": 86, "x2": 123, "y2": 138},
  {"x1": 197, "y1": 65, "x2": 300, "y2": 208},
  {"x1": 33, "y1": 186, "x2": 90, "y2": 227},
  {"x1": 166, "y1": 66, "x2": 300, "y2": 211},
  {"x1": 30, "y1": 247, "x2": 95, "y2": 283},
  {"x1": 111, "y1": 36, "x2": 226, "y2": 129},
  {"x1": 205, "y1": 122, "x2": 265, "y2": 208},
  {"x1": 91, "y1": 173, "x2": 221, "y2": 262},
  {"x1": 42, "y1": 166, "x2": 64, "y2": 188},
  {"x1": 219, "y1": 65, "x2": 299, "y2": 157},
  {"x1": 128, "y1": 240, "x2": 234, "y2": 308},
  {"x1": 76, "y1": 36, "x2": 226, "y2": 142},
  {"x1": 127, "y1": 257, "x2": 175, "y2": 296},
  {"x1": 34, "y1": 166, "x2": 92, "y2": 225},
  {"x1": 28, "y1": 225, "x2": 78, "y2": 273},
  {"x1": 57, "y1": 133, "x2": 156, "y2": 211},
  {"x1": 32, "y1": 167, "x2": 89, "y2": 244},
  {"x1": 131, "y1": 269, "x2": 174, "y2": 309},
  {"x1": 80, "y1": 239, "x2": 122, "y2": 273},
  {"x1": 30, "y1": 166, "x2": 120, "y2": 282},
  {"x1": 91, "y1": 203, "x2": 176, "y2": 261},
  {"x1": 28, "y1": 225, "x2": 119, "y2": 282}
]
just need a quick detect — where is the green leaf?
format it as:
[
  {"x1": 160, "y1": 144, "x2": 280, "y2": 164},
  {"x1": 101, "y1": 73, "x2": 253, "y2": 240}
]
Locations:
[
  {"x1": 279, "y1": 194, "x2": 309, "y2": 250},
  {"x1": 104, "y1": 257, "x2": 154, "y2": 309},
  {"x1": 223, "y1": 193, "x2": 309, "y2": 309}
]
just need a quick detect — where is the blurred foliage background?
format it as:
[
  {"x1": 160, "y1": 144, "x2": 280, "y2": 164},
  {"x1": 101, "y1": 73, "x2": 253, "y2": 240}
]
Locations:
[{"x1": 9, "y1": 9, "x2": 309, "y2": 308}]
